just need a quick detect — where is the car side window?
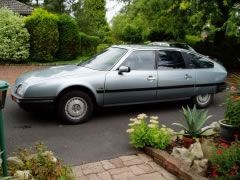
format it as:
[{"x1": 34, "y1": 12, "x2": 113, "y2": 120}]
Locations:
[
  {"x1": 188, "y1": 53, "x2": 214, "y2": 69},
  {"x1": 157, "y1": 50, "x2": 186, "y2": 69},
  {"x1": 121, "y1": 50, "x2": 155, "y2": 70}
]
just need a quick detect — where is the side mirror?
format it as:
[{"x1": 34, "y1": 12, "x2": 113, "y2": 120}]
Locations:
[{"x1": 118, "y1": 66, "x2": 131, "y2": 75}]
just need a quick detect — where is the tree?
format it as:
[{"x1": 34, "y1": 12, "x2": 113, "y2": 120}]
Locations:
[
  {"x1": 44, "y1": 0, "x2": 75, "y2": 13},
  {"x1": 0, "y1": 8, "x2": 30, "y2": 63},
  {"x1": 73, "y1": 0, "x2": 109, "y2": 38}
]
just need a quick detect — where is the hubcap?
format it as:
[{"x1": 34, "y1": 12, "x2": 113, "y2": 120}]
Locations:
[
  {"x1": 65, "y1": 97, "x2": 88, "y2": 120},
  {"x1": 196, "y1": 94, "x2": 211, "y2": 105}
]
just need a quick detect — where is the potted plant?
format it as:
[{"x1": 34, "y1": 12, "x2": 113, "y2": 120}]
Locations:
[
  {"x1": 219, "y1": 74, "x2": 240, "y2": 142},
  {"x1": 172, "y1": 105, "x2": 213, "y2": 148}
]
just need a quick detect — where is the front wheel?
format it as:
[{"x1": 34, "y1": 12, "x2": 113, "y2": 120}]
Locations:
[
  {"x1": 192, "y1": 94, "x2": 214, "y2": 108},
  {"x1": 58, "y1": 91, "x2": 94, "y2": 124}
]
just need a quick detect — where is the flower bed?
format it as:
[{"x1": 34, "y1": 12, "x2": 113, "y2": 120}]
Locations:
[
  {"x1": 126, "y1": 111, "x2": 240, "y2": 179},
  {"x1": 0, "y1": 143, "x2": 73, "y2": 180}
]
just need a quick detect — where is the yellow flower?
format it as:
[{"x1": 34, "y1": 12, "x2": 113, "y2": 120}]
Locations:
[{"x1": 126, "y1": 129, "x2": 134, "y2": 133}]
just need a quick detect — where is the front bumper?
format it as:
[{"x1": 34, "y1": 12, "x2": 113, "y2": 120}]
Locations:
[{"x1": 11, "y1": 93, "x2": 55, "y2": 111}]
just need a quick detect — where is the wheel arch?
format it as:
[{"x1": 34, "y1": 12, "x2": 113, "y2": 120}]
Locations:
[{"x1": 55, "y1": 85, "x2": 98, "y2": 105}]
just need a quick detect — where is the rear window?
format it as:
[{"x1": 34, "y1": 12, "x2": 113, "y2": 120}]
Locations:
[{"x1": 188, "y1": 53, "x2": 214, "y2": 69}]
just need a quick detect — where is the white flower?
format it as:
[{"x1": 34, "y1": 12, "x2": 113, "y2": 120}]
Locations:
[
  {"x1": 150, "y1": 116, "x2": 159, "y2": 120},
  {"x1": 150, "y1": 120, "x2": 159, "y2": 124},
  {"x1": 137, "y1": 113, "x2": 148, "y2": 119},
  {"x1": 134, "y1": 120, "x2": 141, "y2": 125},
  {"x1": 166, "y1": 128, "x2": 174, "y2": 133},
  {"x1": 130, "y1": 118, "x2": 138, "y2": 122},
  {"x1": 148, "y1": 124, "x2": 156, "y2": 128},
  {"x1": 126, "y1": 129, "x2": 134, "y2": 133},
  {"x1": 128, "y1": 123, "x2": 135, "y2": 126},
  {"x1": 161, "y1": 124, "x2": 166, "y2": 128}
]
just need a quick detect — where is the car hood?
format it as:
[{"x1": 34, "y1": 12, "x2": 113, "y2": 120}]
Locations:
[{"x1": 15, "y1": 65, "x2": 99, "y2": 85}]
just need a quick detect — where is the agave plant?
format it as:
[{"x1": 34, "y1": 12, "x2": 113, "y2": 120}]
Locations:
[{"x1": 172, "y1": 105, "x2": 213, "y2": 138}]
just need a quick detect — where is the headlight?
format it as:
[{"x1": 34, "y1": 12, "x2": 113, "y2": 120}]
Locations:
[{"x1": 16, "y1": 84, "x2": 27, "y2": 97}]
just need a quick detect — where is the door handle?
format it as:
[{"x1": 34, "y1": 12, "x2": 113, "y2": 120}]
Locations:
[
  {"x1": 184, "y1": 74, "x2": 192, "y2": 79},
  {"x1": 147, "y1": 76, "x2": 156, "y2": 81}
]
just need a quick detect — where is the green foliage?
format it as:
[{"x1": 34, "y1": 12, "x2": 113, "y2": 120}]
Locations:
[
  {"x1": 0, "y1": 8, "x2": 30, "y2": 63},
  {"x1": 127, "y1": 114, "x2": 172, "y2": 149},
  {"x1": 25, "y1": 8, "x2": 59, "y2": 62},
  {"x1": 57, "y1": 14, "x2": 80, "y2": 60},
  {"x1": 73, "y1": 0, "x2": 109, "y2": 38},
  {"x1": 5, "y1": 143, "x2": 73, "y2": 180},
  {"x1": 172, "y1": 106, "x2": 212, "y2": 138},
  {"x1": 210, "y1": 142, "x2": 240, "y2": 177},
  {"x1": 185, "y1": 35, "x2": 202, "y2": 46},
  {"x1": 79, "y1": 32, "x2": 100, "y2": 55},
  {"x1": 225, "y1": 74, "x2": 240, "y2": 127},
  {"x1": 96, "y1": 44, "x2": 109, "y2": 53}
]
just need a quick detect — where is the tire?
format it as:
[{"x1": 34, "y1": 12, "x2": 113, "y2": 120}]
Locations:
[
  {"x1": 192, "y1": 93, "x2": 214, "y2": 109},
  {"x1": 58, "y1": 90, "x2": 94, "y2": 124}
]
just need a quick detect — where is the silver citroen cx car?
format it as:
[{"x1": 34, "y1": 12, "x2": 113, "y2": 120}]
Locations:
[{"x1": 11, "y1": 45, "x2": 227, "y2": 124}]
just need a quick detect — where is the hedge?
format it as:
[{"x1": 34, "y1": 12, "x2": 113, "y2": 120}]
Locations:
[
  {"x1": 79, "y1": 32, "x2": 100, "y2": 55},
  {"x1": 25, "y1": 8, "x2": 59, "y2": 62},
  {"x1": 0, "y1": 8, "x2": 30, "y2": 63},
  {"x1": 57, "y1": 14, "x2": 80, "y2": 60}
]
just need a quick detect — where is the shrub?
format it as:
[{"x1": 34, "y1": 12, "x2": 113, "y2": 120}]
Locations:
[
  {"x1": 57, "y1": 14, "x2": 80, "y2": 60},
  {"x1": 127, "y1": 114, "x2": 172, "y2": 149},
  {"x1": 210, "y1": 142, "x2": 240, "y2": 177},
  {"x1": 96, "y1": 43, "x2": 109, "y2": 53},
  {"x1": 25, "y1": 8, "x2": 59, "y2": 62},
  {"x1": 0, "y1": 8, "x2": 30, "y2": 63},
  {"x1": 79, "y1": 32, "x2": 100, "y2": 55},
  {"x1": 5, "y1": 143, "x2": 73, "y2": 179}
]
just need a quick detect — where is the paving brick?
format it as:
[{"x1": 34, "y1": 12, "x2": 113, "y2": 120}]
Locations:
[
  {"x1": 87, "y1": 174, "x2": 101, "y2": 180},
  {"x1": 72, "y1": 166, "x2": 84, "y2": 177},
  {"x1": 81, "y1": 162, "x2": 105, "y2": 175},
  {"x1": 119, "y1": 155, "x2": 138, "y2": 162},
  {"x1": 81, "y1": 162, "x2": 102, "y2": 169},
  {"x1": 109, "y1": 158, "x2": 124, "y2": 168},
  {"x1": 137, "y1": 164, "x2": 155, "y2": 173},
  {"x1": 129, "y1": 165, "x2": 146, "y2": 176},
  {"x1": 97, "y1": 171, "x2": 112, "y2": 180},
  {"x1": 101, "y1": 160, "x2": 115, "y2": 170},
  {"x1": 137, "y1": 153, "x2": 153, "y2": 162},
  {"x1": 129, "y1": 172, "x2": 165, "y2": 180},
  {"x1": 108, "y1": 167, "x2": 130, "y2": 175},
  {"x1": 123, "y1": 158, "x2": 144, "y2": 166},
  {"x1": 112, "y1": 171, "x2": 135, "y2": 180}
]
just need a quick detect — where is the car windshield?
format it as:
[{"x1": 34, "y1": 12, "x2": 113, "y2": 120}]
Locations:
[{"x1": 79, "y1": 47, "x2": 127, "y2": 71}]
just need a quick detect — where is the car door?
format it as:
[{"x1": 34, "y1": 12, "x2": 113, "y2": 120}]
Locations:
[
  {"x1": 104, "y1": 50, "x2": 158, "y2": 105},
  {"x1": 156, "y1": 49, "x2": 196, "y2": 100}
]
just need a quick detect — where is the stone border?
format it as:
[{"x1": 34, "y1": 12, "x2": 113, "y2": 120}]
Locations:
[{"x1": 144, "y1": 147, "x2": 208, "y2": 180}]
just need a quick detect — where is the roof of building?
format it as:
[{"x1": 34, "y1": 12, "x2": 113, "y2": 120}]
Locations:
[{"x1": 0, "y1": 0, "x2": 33, "y2": 15}]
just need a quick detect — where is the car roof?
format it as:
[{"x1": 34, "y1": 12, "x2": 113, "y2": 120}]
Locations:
[{"x1": 112, "y1": 45, "x2": 186, "y2": 51}]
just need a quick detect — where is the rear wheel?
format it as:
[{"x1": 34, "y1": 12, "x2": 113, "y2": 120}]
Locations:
[
  {"x1": 192, "y1": 94, "x2": 213, "y2": 108},
  {"x1": 58, "y1": 90, "x2": 94, "y2": 124}
]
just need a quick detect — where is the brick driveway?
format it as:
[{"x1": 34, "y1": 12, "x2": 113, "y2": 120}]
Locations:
[
  {"x1": 72, "y1": 154, "x2": 177, "y2": 180},
  {"x1": 0, "y1": 65, "x2": 45, "y2": 86}
]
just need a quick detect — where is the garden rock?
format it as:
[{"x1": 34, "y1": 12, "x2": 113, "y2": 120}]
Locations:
[
  {"x1": 191, "y1": 159, "x2": 208, "y2": 176},
  {"x1": 171, "y1": 147, "x2": 193, "y2": 167},
  {"x1": 7, "y1": 156, "x2": 24, "y2": 167},
  {"x1": 14, "y1": 170, "x2": 31, "y2": 180},
  {"x1": 189, "y1": 141, "x2": 204, "y2": 159}
]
